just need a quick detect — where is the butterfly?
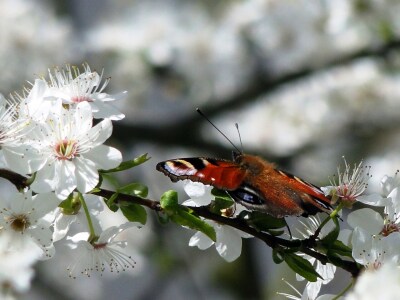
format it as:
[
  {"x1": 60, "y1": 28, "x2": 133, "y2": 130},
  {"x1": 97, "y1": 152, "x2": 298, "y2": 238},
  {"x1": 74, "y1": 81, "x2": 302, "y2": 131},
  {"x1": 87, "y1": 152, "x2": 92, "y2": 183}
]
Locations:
[{"x1": 156, "y1": 151, "x2": 333, "y2": 218}]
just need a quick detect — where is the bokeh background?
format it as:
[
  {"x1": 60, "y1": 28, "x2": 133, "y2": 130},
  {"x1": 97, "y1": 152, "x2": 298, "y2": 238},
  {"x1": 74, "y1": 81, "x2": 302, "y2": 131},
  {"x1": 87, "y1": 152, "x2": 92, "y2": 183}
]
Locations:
[{"x1": 2, "y1": 0, "x2": 400, "y2": 299}]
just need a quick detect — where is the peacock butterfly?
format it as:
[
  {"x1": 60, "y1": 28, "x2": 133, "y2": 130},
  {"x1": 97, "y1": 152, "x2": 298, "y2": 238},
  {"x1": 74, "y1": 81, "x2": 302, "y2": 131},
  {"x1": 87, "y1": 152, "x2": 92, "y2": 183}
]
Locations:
[
  {"x1": 156, "y1": 109, "x2": 332, "y2": 218},
  {"x1": 156, "y1": 152, "x2": 332, "y2": 218}
]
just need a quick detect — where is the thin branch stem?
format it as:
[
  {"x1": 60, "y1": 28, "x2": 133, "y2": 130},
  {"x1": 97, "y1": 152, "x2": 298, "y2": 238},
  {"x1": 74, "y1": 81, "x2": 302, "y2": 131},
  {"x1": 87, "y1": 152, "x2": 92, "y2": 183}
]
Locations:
[
  {"x1": 92, "y1": 188, "x2": 361, "y2": 277},
  {"x1": 78, "y1": 192, "x2": 97, "y2": 242}
]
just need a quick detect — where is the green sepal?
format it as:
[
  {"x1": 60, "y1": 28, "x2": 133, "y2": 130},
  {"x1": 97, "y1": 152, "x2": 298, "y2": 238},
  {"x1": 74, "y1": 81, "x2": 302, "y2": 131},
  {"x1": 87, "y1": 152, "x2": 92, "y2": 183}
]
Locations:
[
  {"x1": 284, "y1": 253, "x2": 321, "y2": 282},
  {"x1": 106, "y1": 192, "x2": 119, "y2": 212},
  {"x1": 118, "y1": 182, "x2": 148, "y2": 198},
  {"x1": 58, "y1": 194, "x2": 81, "y2": 215},
  {"x1": 100, "y1": 153, "x2": 150, "y2": 174},
  {"x1": 171, "y1": 207, "x2": 216, "y2": 242},
  {"x1": 120, "y1": 202, "x2": 147, "y2": 225},
  {"x1": 156, "y1": 211, "x2": 170, "y2": 225}
]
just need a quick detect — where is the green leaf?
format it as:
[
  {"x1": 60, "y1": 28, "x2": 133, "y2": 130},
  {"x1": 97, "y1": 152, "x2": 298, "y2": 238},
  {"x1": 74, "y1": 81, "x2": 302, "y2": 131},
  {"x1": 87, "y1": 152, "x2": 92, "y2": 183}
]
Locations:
[
  {"x1": 100, "y1": 153, "x2": 150, "y2": 174},
  {"x1": 211, "y1": 188, "x2": 233, "y2": 201},
  {"x1": 99, "y1": 172, "x2": 119, "y2": 188},
  {"x1": 211, "y1": 190, "x2": 234, "y2": 212},
  {"x1": 171, "y1": 207, "x2": 216, "y2": 242},
  {"x1": 329, "y1": 240, "x2": 353, "y2": 258},
  {"x1": 268, "y1": 229, "x2": 285, "y2": 236},
  {"x1": 106, "y1": 192, "x2": 120, "y2": 212},
  {"x1": 284, "y1": 253, "x2": 321, "y2": 282},
  {"x1": 160, "y1": 190, "x2": 216, "y2": 240},
  {"x1": 160, "y1": 190, "x2": 179, "y2": 210},
  {"x1": 326, "y1": 250, "x2": 345, "y2": 266},
  {"x1": 120, "y1": 203, "x2": 147, "y2": 225},
  {"x1": 118, "y1": 183, "x2": 148, "y2": 198}
]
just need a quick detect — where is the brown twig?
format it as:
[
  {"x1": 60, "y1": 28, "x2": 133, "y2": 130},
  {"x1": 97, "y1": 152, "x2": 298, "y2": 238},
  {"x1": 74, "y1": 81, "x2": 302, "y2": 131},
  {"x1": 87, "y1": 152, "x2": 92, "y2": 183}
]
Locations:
[{"x1": 93, "y1": 187, "x2": 361, "y2": 277}]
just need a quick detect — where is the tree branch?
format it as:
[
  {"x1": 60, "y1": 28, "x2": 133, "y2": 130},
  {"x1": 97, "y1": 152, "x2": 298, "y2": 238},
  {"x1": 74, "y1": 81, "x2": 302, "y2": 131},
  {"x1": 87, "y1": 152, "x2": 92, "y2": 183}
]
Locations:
[
  {"x1": 0, "y1": 170, "x2": 361, "y2": 278},
  {"x1": 93, "y1": 187, "x2": 361, "y2": 277}
]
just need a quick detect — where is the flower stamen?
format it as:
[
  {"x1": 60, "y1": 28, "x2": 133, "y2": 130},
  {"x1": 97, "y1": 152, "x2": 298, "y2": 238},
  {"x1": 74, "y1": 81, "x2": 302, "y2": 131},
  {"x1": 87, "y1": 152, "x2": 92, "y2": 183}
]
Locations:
[
  {"x1": 54, "y1": 139, "x2": 78, "y2": 160},
  {"x1": 329, "y1": 157, "x2": 371, "y2": 205}
]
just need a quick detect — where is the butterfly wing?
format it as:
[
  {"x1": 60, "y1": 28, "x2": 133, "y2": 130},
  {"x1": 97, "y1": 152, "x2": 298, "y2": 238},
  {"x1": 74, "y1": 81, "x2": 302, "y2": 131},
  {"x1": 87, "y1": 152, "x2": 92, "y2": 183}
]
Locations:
[
  {"x1": 156, "y1": 157, "x2": 247, "y2": 190},
  {"x1": 272, "y1": 169, "x2": 332, "y2": 214}
]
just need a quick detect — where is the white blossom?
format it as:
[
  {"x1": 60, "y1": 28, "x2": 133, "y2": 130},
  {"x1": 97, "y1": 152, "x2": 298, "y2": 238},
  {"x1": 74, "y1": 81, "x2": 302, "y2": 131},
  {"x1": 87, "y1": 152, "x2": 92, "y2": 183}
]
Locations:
[
  {"x1": 0, "y1": 95, "x2": 33, "y2": 172},
  {"x1": 182, "y1": 181, "x2": 213, "y2": 207},
  {"x1": 293, "y1": 215, "x2": 336, "y2": 300},
  {"x1": 348, "y1": 178, "x2": 400, "y2": 268},
  {"x1": 351, "y1": 228, "x2": 400, "y2": 268},
  {"x1": 183, "y1": 181, "x2": 251, "y2": 262},
  {"x1": 66, "y1": 222, "x2": 139, "y2": 278},
  {"x1": 324, "y1": 157, "x2": 375, "y2": 206},
  {"x1": 0, "y1": 233, "x2": 41, "y2": 297},
  {"x1": 0, "y1": 189, "x2": 58, "y2": 259},
  {"x1": 27, "y1": 101, "x2": 122, "y2": 199},
  {"x1": 45, "y1": 64, "x2": 126, "y2": 120},
  {"x1": 346, "y1": 262, "x2": 400, "y2": 300},
  {"x1": 52, "y1": 194, "x2": 104, "y2": 242},
  {"x1": 278, "y1": 278, "x2": 336, "y2": 300},
  {"x1": 188, "y1": 219, "x2": 251, "y2": 262}
]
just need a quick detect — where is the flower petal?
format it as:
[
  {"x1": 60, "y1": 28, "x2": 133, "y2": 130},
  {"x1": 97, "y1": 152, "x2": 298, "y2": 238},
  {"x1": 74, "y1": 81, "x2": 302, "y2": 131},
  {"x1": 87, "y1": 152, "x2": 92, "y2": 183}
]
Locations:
[
  {"x1": 189, "y1": 231, "x2": 214, "y2": 250},
  {"x1": 75, "y1": 156, "x2": 99, "y2": 193},
  {"x1": 32, "y1": 163, "x2": 57, "y2": 194},
  {"x1": 347, "y1": 208, "x2": 383, "y2": 235},
  {"x1": 215, "y1": 225, "x2": 242, "y2": 262},
  {"x1": 83, "y1": 145, "x2": 122, "y2": 170},
  {"x1": 56, "y1": 160, "x2": 77, "y2": 199},
  {"x1": 85, "y1": 118, "x2": 113, "y2": 147},
  {"x1": 91, "y1": 100, "x2": 125, "y2": 120},
  {"x1": 53, "y1": 213, "x2": 77, "y2": 242},
  {"x1": 74, "y1": 102, "x2": 93, "y2": 134}
]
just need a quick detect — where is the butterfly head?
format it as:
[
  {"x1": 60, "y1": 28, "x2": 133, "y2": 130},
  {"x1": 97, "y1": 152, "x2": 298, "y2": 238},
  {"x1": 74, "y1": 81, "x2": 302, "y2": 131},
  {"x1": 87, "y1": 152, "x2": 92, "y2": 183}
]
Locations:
[{"x1": 232, "y1": 151, "x2": 243, "y2": 162}]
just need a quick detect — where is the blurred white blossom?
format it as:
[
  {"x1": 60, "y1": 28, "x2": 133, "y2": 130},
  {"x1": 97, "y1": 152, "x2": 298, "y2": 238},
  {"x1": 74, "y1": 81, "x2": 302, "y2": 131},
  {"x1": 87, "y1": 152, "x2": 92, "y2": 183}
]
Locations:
[
  {"x1": 346, "y1": 262, "x2": 400, "y2": 300},
  {"x1": 0, "y1": 233, "x2": 41, "y2": 297}
]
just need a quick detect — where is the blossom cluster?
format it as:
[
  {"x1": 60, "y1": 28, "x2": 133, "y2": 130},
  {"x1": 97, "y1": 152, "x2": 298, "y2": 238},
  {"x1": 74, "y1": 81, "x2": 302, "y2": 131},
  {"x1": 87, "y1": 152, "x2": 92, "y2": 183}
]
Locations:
[{"x1": 0, "y1": 64, "x2": 138, "y2": 297}]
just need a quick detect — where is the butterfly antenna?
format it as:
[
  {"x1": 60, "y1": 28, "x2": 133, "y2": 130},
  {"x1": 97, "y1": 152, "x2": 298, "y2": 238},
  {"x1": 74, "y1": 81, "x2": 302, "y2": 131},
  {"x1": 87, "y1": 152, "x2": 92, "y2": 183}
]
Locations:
[
  {"x1": 196, "y1": 108, "x2": 242, "y2": 154},
  {"x1": 235, "y1": 123, "x2": 244, "y2": 153}
]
